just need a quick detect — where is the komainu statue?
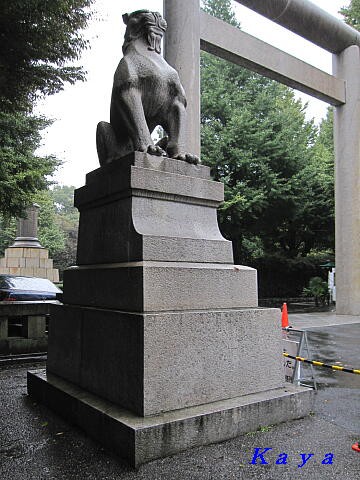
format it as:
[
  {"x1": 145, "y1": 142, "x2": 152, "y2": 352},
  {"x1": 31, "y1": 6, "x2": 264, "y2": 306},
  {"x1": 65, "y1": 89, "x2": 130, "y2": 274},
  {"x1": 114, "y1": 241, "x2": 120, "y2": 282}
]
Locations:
[{"x1": 96, "y1": 9, "x2": 199, "y2": 165}]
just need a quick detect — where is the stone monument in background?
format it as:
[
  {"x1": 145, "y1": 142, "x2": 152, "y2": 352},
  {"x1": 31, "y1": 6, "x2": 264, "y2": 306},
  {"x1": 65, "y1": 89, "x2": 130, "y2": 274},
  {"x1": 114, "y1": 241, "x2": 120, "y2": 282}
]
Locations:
[
  {"x1": 0, "y1": 204, "x2": 59, "y2": 282},
  {"x1": 28, "y1": 9, "x2": 312, "y2": 467}
]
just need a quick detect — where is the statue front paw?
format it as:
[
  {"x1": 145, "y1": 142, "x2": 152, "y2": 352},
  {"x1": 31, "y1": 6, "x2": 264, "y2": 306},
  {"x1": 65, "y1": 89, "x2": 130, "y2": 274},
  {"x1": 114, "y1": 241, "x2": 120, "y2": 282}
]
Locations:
[
  {"x1": 136, "y1": 144, "x2": 166, "y2": 156},
  {"x1": 175, "y1": 153, "x2": 200, "y2": 165},
  {"x1": 147, "y1": 144, "x2": 166, "y2": 156}
]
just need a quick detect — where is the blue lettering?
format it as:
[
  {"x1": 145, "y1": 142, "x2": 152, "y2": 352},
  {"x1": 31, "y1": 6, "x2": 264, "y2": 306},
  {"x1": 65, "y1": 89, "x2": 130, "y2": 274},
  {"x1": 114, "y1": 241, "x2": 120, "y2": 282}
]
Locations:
[
  {"x1": 322, "y1": 453, "x2": 334, "y2": 465},
  {"x1": 250, "y1": 448, "x2": 272, "y2": 465},
  {"x1": 275, "y1": 452, "x2": 288, "y2": 465},
  {"x1": 298, "y1": 453, "x2": 314, "y2": 468}
]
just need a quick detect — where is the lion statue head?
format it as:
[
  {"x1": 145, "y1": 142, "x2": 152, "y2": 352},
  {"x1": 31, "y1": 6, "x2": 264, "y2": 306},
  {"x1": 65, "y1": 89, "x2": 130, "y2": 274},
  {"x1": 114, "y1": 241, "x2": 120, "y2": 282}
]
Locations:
[{"x1": 122, "y1": 10, "x2": 167, "y2": 54}]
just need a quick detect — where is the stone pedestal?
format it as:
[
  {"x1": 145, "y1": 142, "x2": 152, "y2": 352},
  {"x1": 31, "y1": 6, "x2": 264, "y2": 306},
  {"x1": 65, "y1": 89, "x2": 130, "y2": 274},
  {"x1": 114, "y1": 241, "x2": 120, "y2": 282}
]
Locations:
[
  {"x1": 0, "y1": 247, "x2": 59, "y2": 282},
  {"x1": 0, "y1": 204, "x2": 59, "y2": 282},
  {"x1": 28, "y1": 153, "x2": 313, "y2": 467}
]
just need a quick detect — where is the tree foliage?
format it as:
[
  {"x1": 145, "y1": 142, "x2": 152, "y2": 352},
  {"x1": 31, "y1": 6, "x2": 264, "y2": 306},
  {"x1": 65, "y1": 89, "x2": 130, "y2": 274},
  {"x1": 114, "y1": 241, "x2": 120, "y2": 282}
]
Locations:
[
  {"x1": 201, "y1": 0, "x2": 332, "y2": 262},
  {"x1": 340, "y1": 0, "x2": 360, "y2": 30},
  {"x1": 200, "y1": 0, "x2": 335, "y2": 296},
  {"x1": 291, "y1": 109, "x2": 334, "y2": 256},
  {"x1": 50, "y1": 185, "x2": 79, "y2": 276},
  {"x1": 30, "y1": 190, "x2": 66, "y2": 258},
  {"x1": 0, "y1": 216, "x2": 16, "y2": 257},
  {"x1": 0, "y1": 111, "x2": 60, "y2": 218},
  {"x1": 202, "y1": 0, "x2": 239, "y2": 26},
  {"x1": 0, "y1": 0, "x2": 94, "y2": 219},
  {"x1": 303, "y1": 276, "x2": 329, "y2": 306},
  {"x1": 0, "y1": 0, "x2": 94, "y2": 112}
]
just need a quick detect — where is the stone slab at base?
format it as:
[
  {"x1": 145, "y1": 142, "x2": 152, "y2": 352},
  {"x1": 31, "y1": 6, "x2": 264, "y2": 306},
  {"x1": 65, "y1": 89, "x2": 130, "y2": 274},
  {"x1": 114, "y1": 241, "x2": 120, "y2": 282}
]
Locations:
[{"x1": 28, "y1": 369, "x2": 314, "y2": 468}]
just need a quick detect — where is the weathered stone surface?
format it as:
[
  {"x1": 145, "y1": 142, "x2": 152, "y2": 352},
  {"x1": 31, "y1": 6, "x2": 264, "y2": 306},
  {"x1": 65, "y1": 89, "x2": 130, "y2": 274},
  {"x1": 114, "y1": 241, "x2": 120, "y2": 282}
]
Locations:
[
  {"x1": 63, "y1": 262, "x2": 257, "y2": 312},
  {"x1": 0, "y1": 337, "x2": 47, "y2": 355},
  {"x1": 200, "y1": 11, "x2": 345, "y2": 106},
  {"x1": 86, "y1": 152, "x2": 210, "y2": 184},
  {"x1": 22, "y1": 316, "x2": 46, "y2": 339},
  {"x1": 234, "y1": 0, "x2": 360, "y2": 54},
  {"x1": 28, "y1": 368, "x2": 314, "y2": 468},
  {"x1": 75, "y1": 153, "x2": 232, "y2": 265},
  {"x1": 164, "y1": 0, "x2": 201, "y2": 157},
  {"x1": 334, "y1": 46, "x2": 360, "y2": 315},
  {"x1": 10, "y1": 204, "x2": 43, "y2": 249},
  {"x1": 76, "y1": 164, "x2": 222, "y2": 208},
  {"x1": 0, "y1": 238, "x2": 59, "y2": 282},
  {"x1": 0, "y1": 317, "x2": 8, "y2": 339},
  {"x1": 47, "y1": 305, "x2": 282, "y2": 416},
  {"x1": 76, "y1": 199, "x2": 232, "y2": 265},
  {"x1": 142, "y1": 236, "x2": 233, "y2": 263}
]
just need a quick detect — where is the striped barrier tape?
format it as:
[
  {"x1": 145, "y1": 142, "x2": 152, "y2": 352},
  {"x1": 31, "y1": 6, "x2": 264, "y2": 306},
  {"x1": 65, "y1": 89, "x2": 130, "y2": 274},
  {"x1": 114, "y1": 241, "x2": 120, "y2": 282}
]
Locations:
[{"x1": 283, "y1": 352, "x2": 360, "y2": 375}]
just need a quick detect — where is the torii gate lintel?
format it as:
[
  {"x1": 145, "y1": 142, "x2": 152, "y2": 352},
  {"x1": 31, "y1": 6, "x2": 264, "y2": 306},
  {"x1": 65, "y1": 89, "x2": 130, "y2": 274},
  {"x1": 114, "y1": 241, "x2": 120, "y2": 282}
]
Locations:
[{"x1": 164, "y1": 0, "x2": 360, "y2": 316}]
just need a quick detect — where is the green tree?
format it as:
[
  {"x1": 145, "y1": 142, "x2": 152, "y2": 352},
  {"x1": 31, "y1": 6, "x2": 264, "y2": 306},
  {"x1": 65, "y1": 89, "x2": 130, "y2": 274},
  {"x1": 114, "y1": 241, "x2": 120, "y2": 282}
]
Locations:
[
  {"x1": 257, "y1": 109, "x2": 334, "y2": 259},
  {"x1": 340, "y1": 0, "x2": 360, "y2": 30},
  {"x1": 0, "y1": 0, "x2": 94, "y2": 218},
  {"x1": 0, "y1": 0, "x2": 94, "y2": 112},
  {"x1": 202, "y1": 0, "x2": 239, "y2": 25},
  {"x1": 50, "y1": 186, "x2": 79, "y2": 276},
  {"x1": 201, "y1": 0, "x2": 317, "y2": 262},
  {"x1": 303, "y1": 276, "x2": 329, "y2": 306},
  {"x1": 0, "y1": 216, "x2": 16, "y2": 257},
  {"x1": 0, "y1": 111, "x2": 60, "y2": 218},
  {"x1": 291, "y1": 109, "x2": 335, "y2": 256},
  {"x1": 32, "y1": 190, "x2": 66, "y2": 258}
]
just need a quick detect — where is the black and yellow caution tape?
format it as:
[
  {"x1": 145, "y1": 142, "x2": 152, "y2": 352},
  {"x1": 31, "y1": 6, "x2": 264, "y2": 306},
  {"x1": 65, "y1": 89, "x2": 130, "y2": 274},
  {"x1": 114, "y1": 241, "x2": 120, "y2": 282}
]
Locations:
[{"x1": 283, "y1": 352, "x2": 360, "y2": 375}]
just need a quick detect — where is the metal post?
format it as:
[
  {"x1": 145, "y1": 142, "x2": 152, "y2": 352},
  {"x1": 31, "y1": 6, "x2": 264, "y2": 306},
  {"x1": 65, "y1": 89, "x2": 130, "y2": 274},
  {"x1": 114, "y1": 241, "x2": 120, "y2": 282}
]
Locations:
[
  {"x1": 333, "y1": 46, "x2": 360, "y2": 315},
  {"x1": 163, "y1": 0, "x2": 201, "y2": 158}
]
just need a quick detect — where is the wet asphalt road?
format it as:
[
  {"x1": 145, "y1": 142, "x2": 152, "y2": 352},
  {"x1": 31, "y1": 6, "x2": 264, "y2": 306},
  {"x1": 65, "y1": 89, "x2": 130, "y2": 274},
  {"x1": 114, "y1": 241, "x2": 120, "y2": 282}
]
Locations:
[{"x1": 0, "y1": 322, "x2": 359, "y2": 479}]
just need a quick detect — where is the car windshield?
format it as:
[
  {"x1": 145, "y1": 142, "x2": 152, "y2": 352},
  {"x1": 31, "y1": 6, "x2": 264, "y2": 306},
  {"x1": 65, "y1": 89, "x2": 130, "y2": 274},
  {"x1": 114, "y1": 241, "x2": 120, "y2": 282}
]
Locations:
[{"x1": 0, "y1": 276, "x2": 61, "y2": 293}]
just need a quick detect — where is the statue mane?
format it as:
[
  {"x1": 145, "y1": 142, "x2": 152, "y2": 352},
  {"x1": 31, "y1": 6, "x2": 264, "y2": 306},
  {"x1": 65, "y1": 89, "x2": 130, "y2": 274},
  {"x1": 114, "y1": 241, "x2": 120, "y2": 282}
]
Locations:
[{"x1": 122, "y1": 10, "x2": 167, "y2": 54}]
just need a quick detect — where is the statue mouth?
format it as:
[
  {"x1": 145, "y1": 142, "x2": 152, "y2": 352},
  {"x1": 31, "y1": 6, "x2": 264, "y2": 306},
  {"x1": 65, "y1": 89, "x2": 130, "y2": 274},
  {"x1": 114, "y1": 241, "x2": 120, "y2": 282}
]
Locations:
[{"x1": 147, "y1": 28, "x2": 164, "y2": 54}]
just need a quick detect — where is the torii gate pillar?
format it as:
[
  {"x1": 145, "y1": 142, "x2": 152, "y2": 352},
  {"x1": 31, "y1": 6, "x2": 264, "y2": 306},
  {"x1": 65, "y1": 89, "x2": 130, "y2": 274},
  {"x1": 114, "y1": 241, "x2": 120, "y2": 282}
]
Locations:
[
  {"x1": 164, "y1": 0, "x2": 201, "y2": 158},
  {"x1": 333, "y1": 45, "x2": 360, "y2": 315}
]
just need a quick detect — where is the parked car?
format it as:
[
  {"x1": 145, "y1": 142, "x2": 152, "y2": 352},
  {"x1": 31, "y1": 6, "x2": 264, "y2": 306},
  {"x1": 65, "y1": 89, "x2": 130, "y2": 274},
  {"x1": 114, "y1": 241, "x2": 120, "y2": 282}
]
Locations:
[{"x1": 0, "y1": 275, "x2": 62, "y2": 301}]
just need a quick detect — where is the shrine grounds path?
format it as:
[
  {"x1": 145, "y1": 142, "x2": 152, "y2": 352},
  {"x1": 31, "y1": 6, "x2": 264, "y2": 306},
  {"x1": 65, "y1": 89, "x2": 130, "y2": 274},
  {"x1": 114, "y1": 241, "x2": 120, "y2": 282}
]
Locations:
[{"x1": 0, "y1": 312, "x2": 359, "y2": 479}]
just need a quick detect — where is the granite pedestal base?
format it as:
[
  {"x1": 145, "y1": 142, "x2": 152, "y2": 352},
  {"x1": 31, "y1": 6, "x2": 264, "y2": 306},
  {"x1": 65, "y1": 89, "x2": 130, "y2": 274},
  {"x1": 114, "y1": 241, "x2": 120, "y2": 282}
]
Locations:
[
  {"x1": 28, "y1": 369, "x2": 314, "y2": 468},
  {"x1": 46, "y1": 305, "x2": 284, "y2": 416},
  {"x1": 27, "y1": 153, "x2": 314, "y2": 466}
]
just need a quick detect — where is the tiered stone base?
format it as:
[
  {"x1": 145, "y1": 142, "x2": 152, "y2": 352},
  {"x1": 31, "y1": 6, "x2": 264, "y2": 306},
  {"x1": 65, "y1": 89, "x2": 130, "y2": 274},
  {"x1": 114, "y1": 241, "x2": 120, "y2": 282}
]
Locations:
[
  {"x1": 0, "y1": 247, "x2": 59, "y2": 282},
  {"x1": 27, "y1": 153, "x2": 314, "y2": 467}
]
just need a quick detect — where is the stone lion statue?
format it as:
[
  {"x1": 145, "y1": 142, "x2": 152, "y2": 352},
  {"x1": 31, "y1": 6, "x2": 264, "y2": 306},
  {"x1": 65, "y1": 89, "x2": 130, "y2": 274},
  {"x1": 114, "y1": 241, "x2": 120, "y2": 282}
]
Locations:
[{"x1": 96, "y1": 9, "x2": 199, "y2": 165}]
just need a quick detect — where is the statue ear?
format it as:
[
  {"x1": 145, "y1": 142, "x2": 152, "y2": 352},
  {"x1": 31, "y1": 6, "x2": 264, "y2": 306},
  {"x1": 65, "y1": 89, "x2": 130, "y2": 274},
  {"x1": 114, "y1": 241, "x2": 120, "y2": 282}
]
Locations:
[{"x1": 122, "y1": 13, "x2": 129, "y2": 25}]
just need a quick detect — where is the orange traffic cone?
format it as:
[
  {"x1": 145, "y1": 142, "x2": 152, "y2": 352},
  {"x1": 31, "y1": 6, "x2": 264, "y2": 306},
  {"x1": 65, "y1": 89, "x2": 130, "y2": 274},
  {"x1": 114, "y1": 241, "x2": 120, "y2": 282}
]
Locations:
[
  {"x1": 281, "y1": 302, "x2": 289, "y2": 328},
  {"x1": 352, "y1": 442, "x2": 360, "y2": 452}
]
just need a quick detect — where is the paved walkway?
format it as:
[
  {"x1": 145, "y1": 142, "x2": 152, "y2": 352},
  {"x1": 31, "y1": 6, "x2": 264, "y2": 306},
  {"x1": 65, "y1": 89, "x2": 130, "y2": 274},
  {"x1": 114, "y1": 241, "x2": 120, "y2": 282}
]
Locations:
[
  {"x1": 289, "y1": 311, "x2": 360, "y2": 330},
  {"x1": 0, "y1": 313, "x2": 359, "y2": 479}
]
